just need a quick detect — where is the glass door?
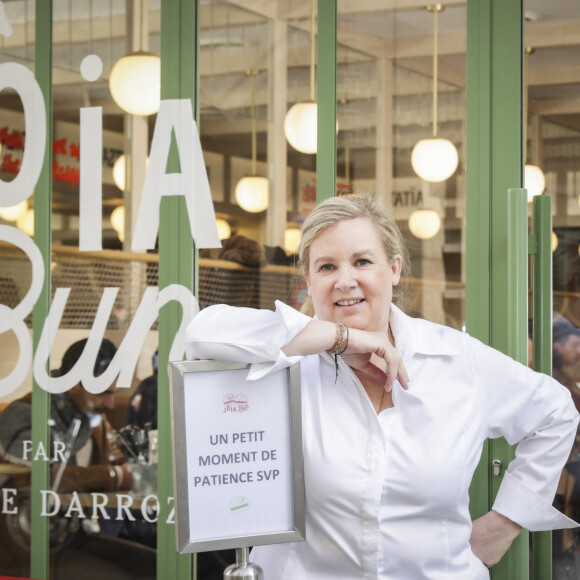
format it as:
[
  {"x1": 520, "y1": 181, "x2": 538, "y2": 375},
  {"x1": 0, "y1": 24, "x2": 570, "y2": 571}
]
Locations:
[
  {"x1": 524, "y1": 1, "x2": 580, "y2": 577},
  {"x1": 1, "y1": 0, "x2": 580, "y2": 578}
]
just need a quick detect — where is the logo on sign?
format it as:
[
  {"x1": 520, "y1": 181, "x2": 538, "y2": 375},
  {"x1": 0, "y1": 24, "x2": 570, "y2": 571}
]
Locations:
[
  {"x1": 223, "y1": 393, "x2": 249, "y2": 414},
  {"x1": 229, "y1": 496, "x2": 250, "y2": 513}
]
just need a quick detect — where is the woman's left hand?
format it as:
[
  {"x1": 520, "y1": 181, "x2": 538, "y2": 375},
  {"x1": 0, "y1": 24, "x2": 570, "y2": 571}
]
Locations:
[
  {"x1": 470, "y1": 511, "x2": 522, "y2": 568},
  {"x1": 341, "y1": 327, "x2": 409, "y2": 391}
]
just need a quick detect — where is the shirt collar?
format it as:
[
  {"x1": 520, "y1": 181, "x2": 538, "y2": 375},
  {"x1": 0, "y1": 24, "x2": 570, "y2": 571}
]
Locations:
[{"x1": 390, "y1": 303, "x2": 461, "y2": 360}]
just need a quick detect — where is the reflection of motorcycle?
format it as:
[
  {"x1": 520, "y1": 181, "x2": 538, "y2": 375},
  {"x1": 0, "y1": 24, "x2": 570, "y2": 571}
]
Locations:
[
  {"x1": 113, "y1": 423, "x2": 154, "y2": 464},
  {"x1": 113, "y1": 424, "x2": 158, "y2": 498}
]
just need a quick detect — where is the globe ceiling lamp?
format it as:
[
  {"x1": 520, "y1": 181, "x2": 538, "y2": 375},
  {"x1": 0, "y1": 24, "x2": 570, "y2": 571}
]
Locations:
[
  {"x1": 235, "y1": 70, "x2": 269, "y2": 213},
  {"x1": 408, "y1": 209, "x2": 441, "y2": 240},
  {"x1": 235, "y1": 177, "x2": 269, "y2": 213},
  {"x1": 113, "y1": 154, "x2": 127, "y2": 190},
  {"x1": 411, "y1": 5, "x2": 458, "y2": 183},
  {"x1": 113, "y1": 154, "x2": 149, "y2": 191},
  {"x1": 109, "y1": 3, "x2": 160, "y2": 116},
  {"x1": 216, "y1": 218, "x2": 232, "y2": 240},
  {"x1": 16, "y1": 208, "x2": 34, "y2": 237},
  {"x1": 284, "y1": 227, "x2": 302, "y2": 255},
  {"x1": 109, "y1": 51, "x2": 160, "y2": 116},
  {"x1": 524, "y1": 163, "x2": 546, "y2": 201},
  {"x1": 411, "y1": 137, "x2": 458, "y2": 183},
  {"x1": 284, "y1": 102, "x2": 318, "y2": 154},
  {"x1": 110, "y1": 205, "x2": 125, "y2": 243},
  {"x1": 0, "y1": 200, "x2": 28, "y2": 222},
  {"x1": 284, "y1": 0, "x2": 319, "y2": 154},
  {"x1": 552, "y1": 231, "x2": 558, "y2": 253}
]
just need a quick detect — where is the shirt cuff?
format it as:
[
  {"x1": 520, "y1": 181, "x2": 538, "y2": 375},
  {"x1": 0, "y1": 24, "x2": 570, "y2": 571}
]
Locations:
[
  {"x1": 492, "y1": 471, "x2": 579, "y2": 531},
  {"x1": 244, "y1": 300, "x2": 309, "y2": 380},
  {"x1": 247, "y1": 352, "x2": 303, "y2": 380}
]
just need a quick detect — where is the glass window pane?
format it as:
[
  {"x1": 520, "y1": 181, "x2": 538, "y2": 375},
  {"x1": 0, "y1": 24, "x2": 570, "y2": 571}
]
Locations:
[
  {"x1": 338, "y1": 4, "x2": 466, "y2": 329},
  {"x1": 1, "y1": 2, "x2": 159, "y2": 578},
  {"x1": 0, "y1": 1, "x2": 37, "y2": 575},
  {"x1": 528, "y1": 0, "x2": 580, "y2": 575}
]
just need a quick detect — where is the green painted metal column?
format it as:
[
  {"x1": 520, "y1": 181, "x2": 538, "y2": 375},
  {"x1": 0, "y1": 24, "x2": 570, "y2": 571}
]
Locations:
[
  {"x1": 30, "y1": 2, "x2": 53, "y2": 578},
  {"x1": 157, "y1": 0, "x2": 197, "y2": 578},
  {"x1": 531, "y1": 194, "x2": 554, "y2": 579},
  {"x1": 507, "y1": 188, "x2": 528, "y2": 364},
  {"x1": 465, "y1": 0, "x2": 493, "y2": 526},
  {"x1": 506, "y1": 189, "x2": 529, "y2": 579},
  {"x1": 531, "y1": 195, "x2": 553, "y2": 384},
  {"x1": 504, "y1": 187, "x2": 530, "y2": 578},
  {"x1": 316, "y1": 0, "x2": 337, "y2": 203},
  {"x1": 466, "y1": 0, "x2": 528, "y2": 578}
]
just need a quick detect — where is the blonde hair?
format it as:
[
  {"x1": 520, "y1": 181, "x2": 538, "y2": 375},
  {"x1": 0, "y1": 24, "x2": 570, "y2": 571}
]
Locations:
[{"x1": 298, "y1": 195, "x2": 409, "y2": 309}]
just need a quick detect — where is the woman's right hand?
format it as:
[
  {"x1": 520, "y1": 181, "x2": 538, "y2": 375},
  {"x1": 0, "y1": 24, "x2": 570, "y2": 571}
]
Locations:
[
  {"x1": 342, "y1": 328, "x2": 409, "y2": 391},
  {"x1": 282, "y1": 320, "x2": 409, "y2": 391}
]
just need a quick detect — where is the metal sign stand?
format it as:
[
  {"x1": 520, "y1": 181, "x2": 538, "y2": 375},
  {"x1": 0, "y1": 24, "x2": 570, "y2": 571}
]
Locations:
[{"x1": 223, "y1": 547, "x2": 263, "y2": 579}]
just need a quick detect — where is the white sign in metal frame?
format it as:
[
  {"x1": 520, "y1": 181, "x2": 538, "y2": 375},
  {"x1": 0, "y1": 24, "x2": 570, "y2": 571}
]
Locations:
[{"x1": 169, "y1": 359, "x2": 305, "y2": 554}]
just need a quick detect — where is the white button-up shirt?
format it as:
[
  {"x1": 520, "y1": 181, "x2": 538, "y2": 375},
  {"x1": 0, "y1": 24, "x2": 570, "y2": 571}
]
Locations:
[{"x1": 185, "y1": 301, "x2": 579, "y2": 580}]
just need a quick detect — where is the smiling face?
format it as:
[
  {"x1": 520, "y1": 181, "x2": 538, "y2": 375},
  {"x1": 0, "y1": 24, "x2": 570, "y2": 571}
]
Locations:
[{"x1": 305, "y1": 217, "x2": 402, "y2": 333}]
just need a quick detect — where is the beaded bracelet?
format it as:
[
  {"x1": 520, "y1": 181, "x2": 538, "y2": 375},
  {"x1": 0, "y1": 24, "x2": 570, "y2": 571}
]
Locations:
[
  {"x1": 328, "y1": 322, "x2": 349, "y2": 382},
  {"x1": 328, "y1": 322, "x2": 348, "y2": 355}
]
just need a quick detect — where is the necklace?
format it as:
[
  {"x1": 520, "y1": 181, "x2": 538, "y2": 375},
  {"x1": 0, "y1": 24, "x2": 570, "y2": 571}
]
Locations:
[
  {"x1": 354, "y1": 324, "x2": 393, "y2": 414},
  {"x1": 377, "y1": 389, "x2": 386, "y2": 414}
]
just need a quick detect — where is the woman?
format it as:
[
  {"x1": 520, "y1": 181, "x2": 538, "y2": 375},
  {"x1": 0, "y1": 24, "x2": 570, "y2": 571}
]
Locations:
[{"x1": 185, "y1": 195, "x2": 578, "y2": 579}]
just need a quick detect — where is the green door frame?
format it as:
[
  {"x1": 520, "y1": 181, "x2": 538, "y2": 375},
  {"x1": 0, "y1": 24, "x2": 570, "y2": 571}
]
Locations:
[
  {"x1": 466, "y1": 0, "x2": 530, "y2": 579},
  {"x1": 157, "y1": 1, "x2": 198, "y2": 579},
  {"x1": 316, "y1": 0, "x2": 337, "y2": 202},
  {"x1": 30, "y1": 1, "x2": 53, "y2": 578}
]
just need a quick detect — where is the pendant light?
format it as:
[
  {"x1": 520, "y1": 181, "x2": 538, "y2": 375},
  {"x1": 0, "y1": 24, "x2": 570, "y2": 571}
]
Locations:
[
  {"x1": 284, "y1": 227, "x2": 302, "y2": 255},
  {"x1": 408, "y1": 209, "x2": 441, "y2": 240},
  {"x1": 0, "y1": 200, "x2": 28, "y2": 222},
  {"x1": 109, "y1": 1, "x2": 160, "y2": 116},
  {"x1": 284, "y1": 0, "x2": 318, "y2": 154},
  {"x1": 112, "y1": 154, "x2": 150, "y2": 191},
  {"x1": 235, "y1": 70, "x2": 269, "y2": 213},
  {"x1": 216, "y1": 218, "x2": 232, "y2": 240},
  {"x1": 523, "y1": 47, "x2": 545, "y2": 201},
  {"x1": 16, "y1": 208, "x2": 35, "y2": 236},
  {"x1": 113, "y1": 154, "x2": 127, "y2": 190},
  {"x1": 411, "y1": 4, "x2": 458, "y2": 182},
  {"x1": 110, "y1": 205, "x2": 125, "y2": 242},
  {"x1": 524, "y1": 163, "x2": 546, "y2": 200}
]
